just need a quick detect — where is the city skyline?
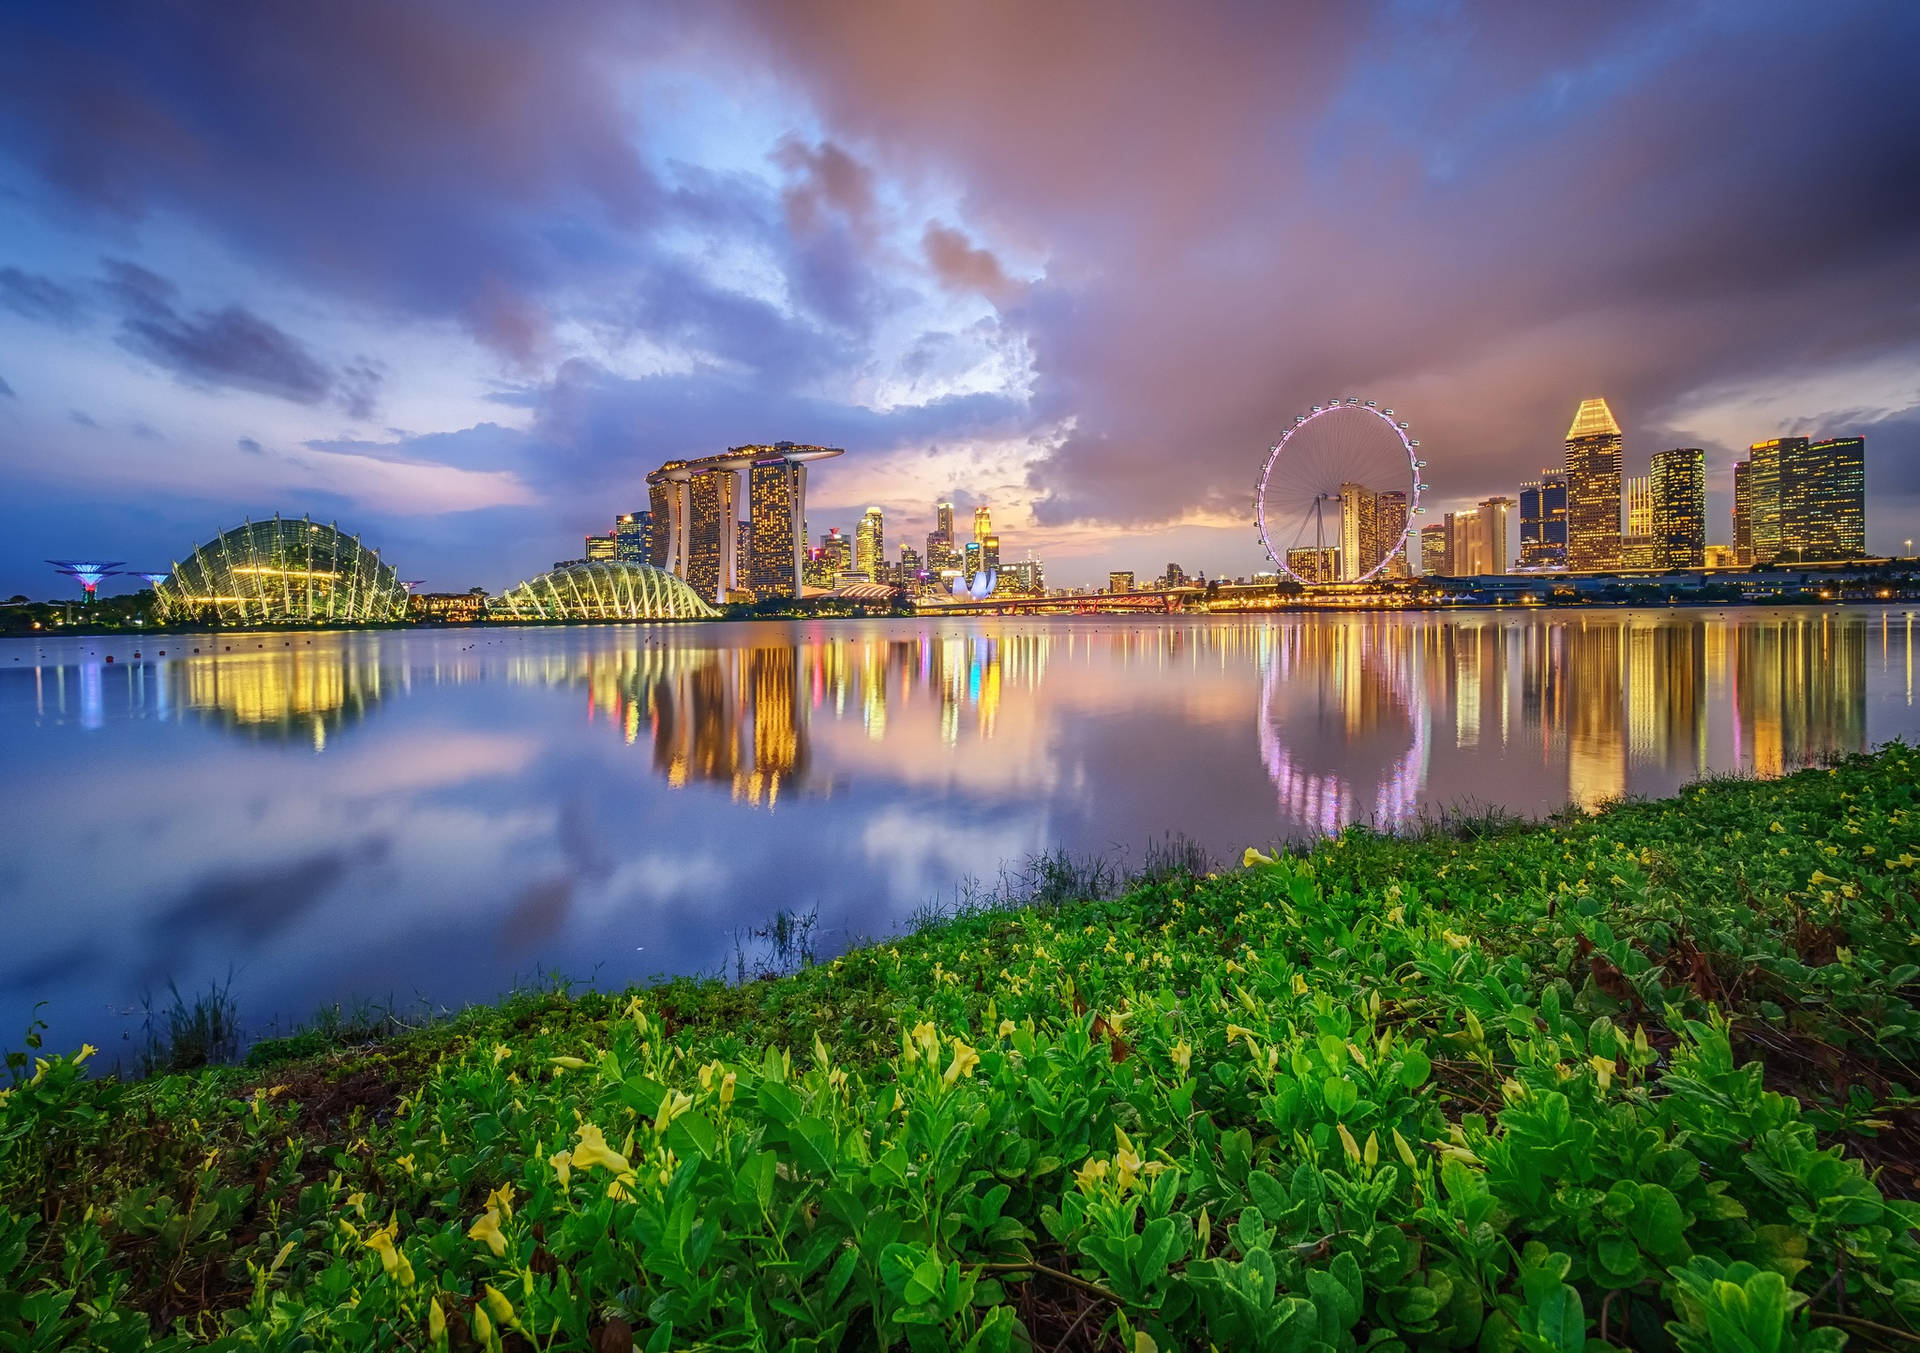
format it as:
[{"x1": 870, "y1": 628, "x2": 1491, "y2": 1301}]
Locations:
[{"x1": 1, "y1": 4, "x2": 1917, "y2": 595}]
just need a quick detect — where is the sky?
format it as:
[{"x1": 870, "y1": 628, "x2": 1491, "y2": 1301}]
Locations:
[{"x1": 0, "y1": 0, "x2": 1917, "y2": 596}]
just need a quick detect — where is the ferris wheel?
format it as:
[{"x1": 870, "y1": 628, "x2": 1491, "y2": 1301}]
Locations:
[{"x1": 1255, "y1": 398, "x2": 1426, "y2": 586}]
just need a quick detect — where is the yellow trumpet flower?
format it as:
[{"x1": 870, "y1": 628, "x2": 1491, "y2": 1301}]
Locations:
[
  {"x1": 1074, "y1": 1156, "x2": 1110, "y2": 1193},
  {"x1": 1243, "y1": 846, "x2": 1276, "y2": 867},
  {"x1": 491, "y1": 1044, "x2": 511, "y2": 1067},
  {"x1": 364, "y1": 1225, "x2": 413, "y2": 1285},
  {"x1": 548, "y1": 1149, "x2": 573, "y2": 1187},
  {"x1": 485, "y1": 1182, "x2": 514, "y2": 1221},
  {"x1": 943, "y1": 1038, "x2": 981, "y2": 1086},
  {"x1": 720, "y1": 1071, "x2": 737, "y2": 1110},
  {"x1": 571, "y1": 1123, "x2": 630, "y2": 1174},
  {"x1": 1171, "y1": 1040, "x2": 1192, "y2": 1077},
  {"x1": 468, "y1": 1206, "x2": 507, "y2": 1258},
  {"x1": 1590, "y1": 1054, "x2": 1614, "y2": 1093}
]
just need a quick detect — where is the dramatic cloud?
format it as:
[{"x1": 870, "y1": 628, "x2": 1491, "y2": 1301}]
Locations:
[
  {"x1": 103, "y1": 260, "x2": 338, "y2": 406},
  {"x1": 922, "y1": 223, "x2": 1013, "y2": 303},
  {"x1": 0, "y1": 268, "x2": 83, "y2": 325}
]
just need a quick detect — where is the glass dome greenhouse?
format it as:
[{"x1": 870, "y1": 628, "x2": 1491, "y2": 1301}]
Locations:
[
  {"x1": 490, "y1": 560, "x2": 717, "y2": 621},
  {"x1": 156, "y1": 516, "x2": 409, "y2": 623}
]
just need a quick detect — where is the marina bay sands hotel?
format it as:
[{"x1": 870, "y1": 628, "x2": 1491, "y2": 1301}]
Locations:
[{"x1": 646, "y1": 443, "x2": 844, "y2": 603}]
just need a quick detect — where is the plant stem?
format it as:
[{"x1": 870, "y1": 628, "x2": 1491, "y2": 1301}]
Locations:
[{"x1": 976, "y1": 1260, "x2": 1122, "y2": 1305}]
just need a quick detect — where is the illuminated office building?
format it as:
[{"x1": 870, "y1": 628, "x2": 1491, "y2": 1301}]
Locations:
[
  {"x1": 818, "y1": 527, "x2": 851, "y2": 575},
  {"x1": 1003, "y1": 559, "x2": 1045, "y2": 595},
  {"x1": 1109, "y1": 571, "x2": 1135, "y2": 593},
  {"x1": 1374, "y1": 490, "x2": 1411, "y2": 578},
  {"x1": 614, "y1": 511, "x2": 651, "y2": 563},
  {"x1": 981, "y1": 534, "x2": 1001, "y2": 574},
  {"x1": 1732, "y1": 460, "x2": 1753, "y2": 565},
  {"x1": 1478, "y1": 496, "x2": 1513, "y2": 575},
  {"x1": 1650, "y1": 447, "x2": 1706, "y2": 569},
  {"x1": 963, "y1": 539, "x2": 982, "y2": 584},
  {"x1": 973, "y1": 505, "x2": 991, "y2": 542},
  {"x1": 1564, "y1": 398, "x2": 1623, "y2": 570},
  {"x1": 1288, "y1": 547, "x2": 1339, "y2": 583},
  {"x1": 1337, "y1": 482, "x2": 1378, "y2": 581},
  {"x1": 1782, "y1": 437, "x2": 1866, "y2": 561},
  {"x1": 1620, "y1": 474, "x2": 1655, "y2": 568},
  {"x1": 1418, "y1": 522, "x2": 1449, "y2": 575},
  {"x1": 1519, "y1": 471, "x2": 1568, "y2": 570},
  {"x1": 855, "y1": 506, "x2": 884, "y2": 577},
  {"x1": 585, "y1": 532, "x2": 616, "y2": 562},
  {"x1": 1746, "y1": 437, "x2": 1800, "y2": 564},
  {"x1": 1449, "y1": 508, "x2": 1489, "y2": 575}
]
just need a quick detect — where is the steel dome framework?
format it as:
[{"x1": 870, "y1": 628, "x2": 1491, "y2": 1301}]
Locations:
[
  {"x1": 156, "y1": 516, "x2": 408, "y2": 623},
  {"x1": 491, "y1": 560, "x2": 717, "y2": 622},
  {"x1": 1255, "y1": 397, "x2": 1426, "y2": 587}
]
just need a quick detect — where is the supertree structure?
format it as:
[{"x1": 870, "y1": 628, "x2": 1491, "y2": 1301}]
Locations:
[{"x1": 48, "y1": 560, "x2": 126, "y2": 599}]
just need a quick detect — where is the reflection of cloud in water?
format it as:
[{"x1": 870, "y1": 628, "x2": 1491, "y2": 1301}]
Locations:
[{"x1": 859, "y1": 802, "x2": 1052, "y2": 917}]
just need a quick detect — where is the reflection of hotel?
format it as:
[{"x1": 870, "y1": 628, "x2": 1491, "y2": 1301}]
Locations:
[{"x1": 646, "y1": 444, "x2": 844, "y2": 603}]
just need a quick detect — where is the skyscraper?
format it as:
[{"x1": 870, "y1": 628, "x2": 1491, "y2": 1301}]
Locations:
[
  {"x1": 615, "y1": 511, "x2": 651, "y2": 563},
  {"x1": 648, "y1": 464, "x2": 687, "y2": 569},
  {"x1": 585, "y1": 532, "x2": 616, "y2": 561},
  {"x1": 1564, "y1": 398, "x2": 1623, "y2": 570},
  {"x1": 981, "y1": 533, "x2": 1001, "y2": 575},
  {"x1": 855, "y1": 506, "x2": 884, "y2": 576},
  {"x1": 1108, "y1": 571, "x2": 1135, "y2": 593},
  {"x1": 1338, "y1": 482, "x2": 1378, "y2": 581},
  {"x1": 963, "y1": 539, "x2": 982, "y2": 584},
  {"x1": 1621, "y1": 474, "x2": 1656, "y2": 568},
  {"x1": 1519, "y1": 471, "x2": 1568, "y2": 570},
  {"x1": 684, "y1": 466, "x2": 739, "y2": 601},
  {"x1": 1732, "y1": 460, "x2": 1753, "y2": 565},
  {"x1": 745, "y1": 459, "x2": 803, "y2": 597},
  {"x1": 1374, "y1": 490, "x2": 1410, "y2": 578},
  {"x1": 1746, "y1": 437, "x2": 1801, "y2": 564},
  {"x1": 1449, "y1": 508, "x2": 1488, "y2": 575},
  {"x1": 973, "y1": 505, "x2": 991, "y2": 542},
  {"x1": 937, "y1": 502, "x2": 955, "y2": 543},
  {"x1": 1782, "y1": 437, "x2": 1866, "y2": 561},
  {"x1": 1478, "y1": 496, "x2": 1514, "y2": 575},
  {"x1": 1650, "y1": 447, "x2": 1706, "y2": 569},
  {"x1": 1419, "y1": 522, "x2": 1450, "y2": 575}
]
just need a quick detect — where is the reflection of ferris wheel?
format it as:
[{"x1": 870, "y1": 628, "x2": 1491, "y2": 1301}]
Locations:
[{"x1": 1255, "y1": 397, "x2": 1426, "y2": 586}]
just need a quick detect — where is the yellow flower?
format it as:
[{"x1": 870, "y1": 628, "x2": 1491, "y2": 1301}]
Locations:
[
  {"x1": 720, "y1": 1071, "x2": 737, "y2": 1110},
  {"x1": 486, "y1": 1182, "x2": 514, "y2": 1221},
  {"x1": 1770, "y1": 821, "x2": 1784, "y2": 833},
  {"x1": 549, "y1": 1148, "x2": 573, "y2": 1187},
  {"x1": 607, "y1": 1171, "x2": 640, "y2": 1202},
  {"x1": 1115, "y1": 1129, "x2": 1144, "y2": 1191},
  {"x1": 473, "y1": 1307, "x2": 494, "y2": 1345},
  {"x1": 1337, "y1": 1122, "x2": 1362, "y2": 1163},
  {"x1": 1590, "y1": 1055, "x2": 1614, "y2": 1093},
  {"x1": 394, "y1": 1153, "x2": 416, "y2": 1177},
  {"x1": 1291, "y1": 973, "x2": 1309, "y2": 997},
  {"x1": 548, "y1": 1055, "x2": 588, "y2": 1070},
  {"x1": 1074, "y1": 1156, "x2": 1110, "y2": 1193},
  {"x1": 76, "y1": 1044, "x2": 97, "y2": 1064},
  {"x1": 468, "y1": 1206, "x2": 507, "y2": 1258},
  {"x1": 943, "y1": 1038, "x2": 981, "y2": 1086},
  {"x1": 998, "y1": 1018, "x2": 1016, "y2": 1038},
  {"x1": 492, "y1": 1044, "x2": 511, "y2": 1067},
  {"x1": 1243, "y1": 846, "x2": 1276, "y2": 867},
  {"x1": 571, "y1": 1123, "x2": 631, "y2": 1174},
  {"x1": 364, "y1": 1225, "x2": 413, "y2": 1285},
  {"x1": 429, "y1": 1298, "x2": 447, "y2": 1344},
  {"x1": 1171, "y1": 1040, "x2": 1192, "y2": 1077}
]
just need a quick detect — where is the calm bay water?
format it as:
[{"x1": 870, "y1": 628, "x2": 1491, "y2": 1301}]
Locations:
[{"x1": 3, "y1": 609, "x2": 1916, "y2": 1059}]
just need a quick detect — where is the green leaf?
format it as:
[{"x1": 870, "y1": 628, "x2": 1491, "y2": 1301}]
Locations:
[{"x1": 1399, "y1": 1046, "x2": 1431, "y2": 1088}]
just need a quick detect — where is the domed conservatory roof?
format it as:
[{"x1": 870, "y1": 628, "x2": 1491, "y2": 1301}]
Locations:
[
  {"x1": 491, "y1": 560, "x2": 716, "y2": 621},
  {"x1": 156, "y1": 515, "x2": 408, "y2": 623}
]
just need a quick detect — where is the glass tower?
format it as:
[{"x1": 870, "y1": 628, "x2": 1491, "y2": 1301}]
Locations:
[
  {"x1": 1746, "y1": 437, "x2": 1802, "y2": 564},
  {"x1": 1782, "y1": 437, "x2": 1866, "y2": 561},
  {"x1": 1519, "y1": 471, "x2": 1568, "y2": 570},
  {"x1": 1650, "y1": 447, "x2": 1706, "y2": 569},
  {"x1": 1564, "y1": 398, "x2": 1623, "y2": 570}
]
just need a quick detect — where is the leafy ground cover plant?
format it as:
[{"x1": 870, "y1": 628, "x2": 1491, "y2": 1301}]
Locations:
[{"x1": 3, "y1": 745, "x2": 1918, "y2": 1350}]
